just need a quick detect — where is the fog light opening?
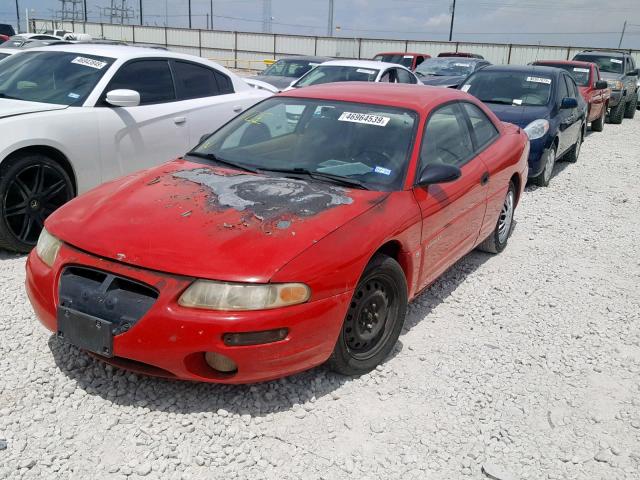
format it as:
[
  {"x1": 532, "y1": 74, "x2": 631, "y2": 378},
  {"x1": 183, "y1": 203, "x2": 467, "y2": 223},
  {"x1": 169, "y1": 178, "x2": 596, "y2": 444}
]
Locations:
[
  {"x1": 204, "y1": 352, "x2": 238, "y2": 373},
  {"x1": 223, "y1": 328, "x2": 289, "y2": 347}
]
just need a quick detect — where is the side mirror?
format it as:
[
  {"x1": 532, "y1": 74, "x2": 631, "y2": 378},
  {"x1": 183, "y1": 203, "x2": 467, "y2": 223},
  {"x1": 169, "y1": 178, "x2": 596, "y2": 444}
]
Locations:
[
  {"x1": 560, "y1": 97, "x2": 578, "y2": 109},
  {"x1": 594, "y1": 80, "x2": 608, "y2": 90},
  {"x1": 417, "y1": 164, "x2": 461, "y2": 186},
  {"x1": 199, "y1": 133, "x2": 212, "y2": 144},
  {"x1": 106, "y1": 89, "x2": 141, "y2": 107}
]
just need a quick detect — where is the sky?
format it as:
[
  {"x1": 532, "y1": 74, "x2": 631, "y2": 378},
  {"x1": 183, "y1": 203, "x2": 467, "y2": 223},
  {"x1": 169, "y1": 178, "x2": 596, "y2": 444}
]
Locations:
[{"x1": 1, "y1": 0, "x2": 639, "y2": 49}]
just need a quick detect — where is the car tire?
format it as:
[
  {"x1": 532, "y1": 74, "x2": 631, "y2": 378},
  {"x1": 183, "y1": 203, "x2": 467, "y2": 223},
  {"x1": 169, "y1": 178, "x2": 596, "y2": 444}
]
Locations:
[
  {"x1": 608, "y1": 100, "x2": 625, "y2": 124},
  {"x1": 532, "y1": 145, "x2": 556, "y2": 187},
  {"x1": 624, "y1": 94, "x2": 637, "y2": 118},
  {"x1": 563, "y1": 125, "x2": 583, "y2": 164},
  {"x1": 327, "y1": 254, "x2": 408, "y2": 376},
  {"x1": 0, "y1": 154, "x2": 73, "y2": 253},
  {"x1": 477, "y1": 181, "x2": 516, "y2": 254},
  {"x1": 591, "y1": 109, "x2": 605, "y2": 132}
]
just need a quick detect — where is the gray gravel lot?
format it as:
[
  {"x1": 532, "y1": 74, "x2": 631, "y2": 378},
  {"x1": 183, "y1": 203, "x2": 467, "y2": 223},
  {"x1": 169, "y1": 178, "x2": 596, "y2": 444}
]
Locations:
[{"x1": 1, "y1": 117, "x2": 640, "y2": 480}]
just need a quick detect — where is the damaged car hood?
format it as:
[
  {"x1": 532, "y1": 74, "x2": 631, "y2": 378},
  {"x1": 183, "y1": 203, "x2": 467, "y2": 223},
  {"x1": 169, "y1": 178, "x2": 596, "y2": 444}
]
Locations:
[
  {"x1": 46, "y1": 159, "x2": 389, "y2": 283},
  {"x1": 0, "y1": 98, "x2": 68, "y2": 119}
]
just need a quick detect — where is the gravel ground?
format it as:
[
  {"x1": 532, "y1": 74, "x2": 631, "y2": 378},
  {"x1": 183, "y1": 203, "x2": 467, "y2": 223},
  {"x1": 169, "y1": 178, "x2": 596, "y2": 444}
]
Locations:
[{"x1": 1, "y1": 116, "x2": 639, "y2": 480}]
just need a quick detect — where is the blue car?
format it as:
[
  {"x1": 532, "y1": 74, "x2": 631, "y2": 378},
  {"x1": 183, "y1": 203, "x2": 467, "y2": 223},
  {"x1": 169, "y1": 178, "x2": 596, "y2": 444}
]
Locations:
[{"x1": 460, "y1": 65, "x2": 587, "y2": 186}]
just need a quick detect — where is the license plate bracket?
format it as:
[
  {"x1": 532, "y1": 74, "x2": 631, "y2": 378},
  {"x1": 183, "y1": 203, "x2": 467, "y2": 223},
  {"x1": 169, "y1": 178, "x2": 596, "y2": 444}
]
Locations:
[{"x1": 57, "y1": 306, "x2": 114, "y2": 357}]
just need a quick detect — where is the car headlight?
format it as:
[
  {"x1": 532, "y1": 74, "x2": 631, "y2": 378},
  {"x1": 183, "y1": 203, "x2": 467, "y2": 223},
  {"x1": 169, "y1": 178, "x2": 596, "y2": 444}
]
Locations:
[
  {"x1": 607, "y1": 80, "x2": 623, "y2": 90},
  {"x1": 35, "y1": 228, "x2": 62, "y2": 267},
  {"x1": 523, "y1": 119, "x2": 549, "y2": 140},
  {"x1": 178, "y1": 280, "x2": 311, "y2": 311}
]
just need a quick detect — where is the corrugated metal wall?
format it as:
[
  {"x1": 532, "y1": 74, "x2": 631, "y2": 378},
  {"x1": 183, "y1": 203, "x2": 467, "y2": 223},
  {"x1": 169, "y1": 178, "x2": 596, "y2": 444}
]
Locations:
[{"x1": 33, "y1": 20, "x2": 640, "y2": 72}]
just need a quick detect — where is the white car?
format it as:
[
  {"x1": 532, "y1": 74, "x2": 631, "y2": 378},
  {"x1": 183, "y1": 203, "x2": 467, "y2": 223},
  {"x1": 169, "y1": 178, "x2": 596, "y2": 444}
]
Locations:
[
  {"x1": 0, "y1": 44, "x2": 271, "y2": 252},
  {"x1": 288, "y1": 60, "x2": 422, "y2": 89}
]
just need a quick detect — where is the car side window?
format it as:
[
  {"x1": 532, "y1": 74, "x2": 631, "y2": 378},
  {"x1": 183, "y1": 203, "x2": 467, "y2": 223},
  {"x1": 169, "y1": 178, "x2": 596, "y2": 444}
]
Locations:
[
  {"x1": 461, "y1": 102, "x2": 499, "y2": 151},
  {"x1": 566, "y1": 75, "x2": 579, "y2": 98},
  {"x1": 171, "y1": 60, "x2": 234, "y2": 100},
  {"x1": 396, "y1": 68, "x2": 417, "y2": 84},
  {"x1": 419, "y1": 103, "x2": 475, "y2": 172},
  {"x1": 107, "y1": 60, "x2": 175, "y2": 105},
  {"x1": 416, "y1": 56, "x2": 425, "y2": 68},
  {"x1": 557, "y1": 74, "x2": 569, "y2": 100}
]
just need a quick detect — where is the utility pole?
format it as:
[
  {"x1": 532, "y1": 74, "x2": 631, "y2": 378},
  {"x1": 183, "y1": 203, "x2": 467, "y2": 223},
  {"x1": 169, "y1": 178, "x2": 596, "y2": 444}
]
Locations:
[
  {"x1": 83, "y1": 0, "x2": 87, "y2": 21},
  {"x1": 210, "y1": 0, "x2": 214, "y2": 29},
  {"x1": 15, "y1": 0, "x2": 21, "y2": 33},
  {"x1": 448, "y1": 0, "x2": 456, "y2": 42},
  {"x1": 262, "y1": 0, "x2": 272, "y2": 33},
  {"x1": 327, "y1": 0, "x2": 334, "y2": 37},
  {"x1": 188, "y1": 0, "x2": 192, "y2": 29},
  {"x1": 618, "y1": 20, "x2": 627, "y2": 48},
  {"x1": 139, "y1": 0, "x2": 143, "y2": 25}
]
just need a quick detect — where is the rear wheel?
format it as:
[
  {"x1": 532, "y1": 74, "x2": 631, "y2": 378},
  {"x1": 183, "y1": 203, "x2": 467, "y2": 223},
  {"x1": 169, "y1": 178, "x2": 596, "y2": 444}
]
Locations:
[
  {"x1": 591, "y1": 108, "x2": 605, "y2": 132},
  {"x1": 327, "y1": 254, "x2": 407, "y2": 376},
  {"x1": 624, "y1": 94, "x2": 637, "y2": 118},
  {"x1": 0, "y1": 154, "x2": 73, "y2": 253},
  {"x1": 533, "y1": 146, "x2": 556, "y2": 187},
  {"x1": 608, "y1": 100, "x2": 625, "y2": 124},
  {"x1": 477, "y1": 181, "x2": 516, "y2": 254}
]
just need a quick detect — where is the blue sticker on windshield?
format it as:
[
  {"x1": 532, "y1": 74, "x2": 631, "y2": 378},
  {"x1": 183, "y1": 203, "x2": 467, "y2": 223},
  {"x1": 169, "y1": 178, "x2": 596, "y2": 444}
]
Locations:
[
  {"x1": 374, "y1": 166, "x2": 391, "y2": 176},
  {"x1": 68, "y1": 93, "x2": 80, "y2": 99}
]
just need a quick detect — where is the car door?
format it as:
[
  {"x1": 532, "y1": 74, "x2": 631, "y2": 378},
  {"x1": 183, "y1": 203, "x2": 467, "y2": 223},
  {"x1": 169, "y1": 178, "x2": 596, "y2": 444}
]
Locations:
[
  {"x1": 395, "y1": 67, "x2": 419, "y2": 84},
  {"x1": 591, "y1": 65, "x2": 605, "y2": 119},
  {"x1": 556, "y1": 74, "x2": 575, "y2": 155},
  {"x1": 565, "y1": 75, "x2": 583, "y2": 144},
  {"x1": 413, "y1": 102, "x2": 489, "y2": 290},
  {"x1": 95, "y1": 58, "x2": 191, "y2": 181},
  {"x1": 169, "y1": 59, "x2": 259, "y2": 149}
]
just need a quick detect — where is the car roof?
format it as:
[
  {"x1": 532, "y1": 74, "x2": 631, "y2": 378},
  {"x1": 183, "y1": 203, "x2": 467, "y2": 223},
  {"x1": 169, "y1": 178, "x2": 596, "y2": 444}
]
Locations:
[
  {"x1": 375, "y1": 52, "x2": 428, "y2": 56},
  {"x1": 478, "y1": 64, "x2": 562, "y2": 76},
  {"x1": 279, "y1": 82, "x2": 471, "y2": 112},
  {"x1": 427, "y1": 57, "x2": 486, "y2": 63},
  {"x1": 534, "y1": 59, "x2": 594, "y2": 68},
  {"x1": 17, "y1": 43, "x2": 198, "y2": 60},
  {"x1": 575, "y1": 50, "x2": 626, "y2": 57},
  {"x1": 277, "y1": 55, "x2": 332, "y2": 62},
  {"x1": 320, "y1": 59, "x2": 407, "y2": 69}
]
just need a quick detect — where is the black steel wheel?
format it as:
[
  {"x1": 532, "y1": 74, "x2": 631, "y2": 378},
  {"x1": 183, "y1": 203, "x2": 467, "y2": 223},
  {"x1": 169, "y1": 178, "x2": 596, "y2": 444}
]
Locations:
[
  {"x1": 328, "y1": 254, "x2": 407, "y2": 375},
  {"x1": 0, "y1": 154, "x2": 73, "y2": 252}
]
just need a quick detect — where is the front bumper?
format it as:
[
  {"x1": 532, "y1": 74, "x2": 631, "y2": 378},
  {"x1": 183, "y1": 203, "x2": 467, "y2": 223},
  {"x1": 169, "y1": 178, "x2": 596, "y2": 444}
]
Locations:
[{"x1": 26, "y1": 244, "x2": 352, "y2": 384}]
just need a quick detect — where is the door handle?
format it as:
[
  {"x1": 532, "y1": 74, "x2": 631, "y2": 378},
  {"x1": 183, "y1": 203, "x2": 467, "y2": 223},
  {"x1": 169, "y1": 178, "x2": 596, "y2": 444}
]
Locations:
[
  {"x1": 174, "y1": 116, "x2": 186, "y2": 124},
  {"x1": 480, "y1": 172, "x2": 490, "y2": 185},
  {"x1": 233, "y1": 105, "x2": 243, "y2": 113}
]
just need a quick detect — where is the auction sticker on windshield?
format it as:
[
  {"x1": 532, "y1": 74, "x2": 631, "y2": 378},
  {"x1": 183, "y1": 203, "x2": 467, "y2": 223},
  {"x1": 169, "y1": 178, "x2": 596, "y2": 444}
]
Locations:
[
  {"x1": 526, "y1": 76, "x2": 552, "y2": 84},
  {"x1": 71, "y1": 56, "x2": 108, "y2": 70},
  {"x1": 611, "y1": 59, "x2": 623, "y2": 64},
  {"x1": 338, "y1": 112, "x2": 390, "y2": 127},
  {"x1": 356, "y1": 69, "x2": 376, "y2": 75},
  {"x1": 573, "y1": 67, "x2": 589, "y2": 73}
]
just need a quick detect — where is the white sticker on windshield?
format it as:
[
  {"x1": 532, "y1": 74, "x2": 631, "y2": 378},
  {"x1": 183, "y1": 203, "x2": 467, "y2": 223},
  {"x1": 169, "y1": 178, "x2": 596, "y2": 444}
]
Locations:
[
  {"x1": 338, "y1": 112, "x2": 390, "y2": 127},
  {"x1": 461, "y1": 84, "x2": 471, "y2": 92},
  {"x1": 356, "y1": 68, "x2": 376, "y2": 75},
  {"x1": 512, "y1": 99, "x2": 523, "y2": 105},
  {"x1": 72, "y1": 56, "x2": 107, "y2": 70},
  {"x1": 611, "y1": 59, "x2": 623, "y2": 64},
  {"x1": 526, "y1": 76, "x2": 552, "y2": 84},
  {"x1": 454, "y1": 63, "x2": 471, "y2": 67},
  {"x1": 404, "y1": 55, "x2": 413, "y2": 59},
  {"x1": 374, "y1": 166, "x2": 392, "y2": 176},
  {"x1": 68, "y1": 93, "x2": 80, "y2": 99},
  {"x1": 573, "y1": 67, "x2": 589, "y2": 73}
]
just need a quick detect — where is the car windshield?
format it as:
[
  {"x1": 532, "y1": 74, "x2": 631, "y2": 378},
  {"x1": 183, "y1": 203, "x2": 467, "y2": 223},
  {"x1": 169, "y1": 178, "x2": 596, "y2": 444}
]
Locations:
[
  {"x1": 262, "y1": 59, "x2": 321, "y2": 78},
  {"x1": 294, "y1": 66, "x2": 380, "y2": 87},
  {"x1": 0, "y1": 51, "x2": 114, "y2": 105},
  {"x1": 463, "y1": 70, "x2": 552, "y2": 107},
  {"x1": 190, "y1": 97, "x2": 417, "y2": 191},
  {"x1": 416, "y1": 58, "x2": 475, "y2": 77},
  {"x1": 373, "y1": 54, "x2": 412, "y2": 68},
  {"x1": 537, "y1": 63, "x2": 590, "y2": 86},
  {"x1": 573, "y1": 54, "x2": 623, "y2": 74}
]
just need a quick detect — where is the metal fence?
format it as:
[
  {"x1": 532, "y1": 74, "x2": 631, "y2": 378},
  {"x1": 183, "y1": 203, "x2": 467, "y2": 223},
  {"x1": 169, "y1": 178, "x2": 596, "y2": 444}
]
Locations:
[{"x1": 34, "y1": 19, "x2": 640, "y2": 71}]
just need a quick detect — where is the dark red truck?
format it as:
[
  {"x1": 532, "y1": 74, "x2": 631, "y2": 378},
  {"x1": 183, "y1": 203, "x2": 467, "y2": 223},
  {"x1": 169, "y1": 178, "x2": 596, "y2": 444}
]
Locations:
[
  {"x1": 533, "y1": 60, "x2": 610, "y2": 132},
  {"x1": 372, "y1": 52, "x2": 430, "y2": 71}
]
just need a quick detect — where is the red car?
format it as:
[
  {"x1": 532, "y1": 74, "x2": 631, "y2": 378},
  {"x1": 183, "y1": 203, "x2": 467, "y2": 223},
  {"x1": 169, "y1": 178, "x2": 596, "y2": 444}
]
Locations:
[
  {"x1": 26, "y1": 83, "x2": 528, "y2": 384},
  {"x1": 373, "y1": 52, "x2": 430, "y2": 70},
  {"x1": 533, "y1": 60, "x2": 610, "y2": 132}
]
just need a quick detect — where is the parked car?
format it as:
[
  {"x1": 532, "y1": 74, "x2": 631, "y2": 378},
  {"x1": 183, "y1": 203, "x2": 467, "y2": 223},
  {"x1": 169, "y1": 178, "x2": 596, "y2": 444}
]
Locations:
[
  {"x1": 289, "y1": 60, "x2": 421, "y2": 88},
  {"x1": 461, "y1": 65, "x2": 586, "y2": 187},
  {"x1": 0, "y1": 24, "x2": 16, "y2": 43},
  {"x1": 533, "y1": 60, "x2": 610, "y2": 132},
  {"x1": 0, "y1": 48, "x2": 17, "y2": 61},
  {"x1": 415, "y1": 57, "x2": 491, "y2": 88},
  {"x1": 247, "y1": 55, "x2": 331, "y2": 91},
  {"x1": 1, "y1": 38, "x2": 71, "y2": 49},
  {"x1": 26, "y1": 83, "x2": 528, "y2": 383},
  {"x1": 573, "y1": 50, "x2": 638, "y2": 123},
  {"x1": 438, "y1": 52, "x2": 484, "y2": 59},
  {"x1": 0, "y1": 44, "x2": 271, "y2": 252},
  {"x1": 8, "y1": 33, "x2": 65, "y2": 41},
  {"x1": 372, "y1": 52, "x2": 430, "y2": 70}
]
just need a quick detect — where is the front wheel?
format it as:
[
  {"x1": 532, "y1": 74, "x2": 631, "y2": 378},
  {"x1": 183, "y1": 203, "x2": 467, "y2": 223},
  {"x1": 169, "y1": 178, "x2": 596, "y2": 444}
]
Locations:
[
  {"x1": 477, "y1": 181, "x2": 516, "y2": 254},
  {"x1": 532, "y1": 146, "x2": 556, "y2": 187},
  {"x1": 624, "y1": 95, "x2": 637, "y2": 118},
  {"x1": 608, "y1": 100, "x2": 625, "y2": 124},
  {"x1": 0, "y1": 154, "x2": 74, "y2": 253},
  {"x1": 327, "y1": 254, "x2": 408, "y2": 376}
]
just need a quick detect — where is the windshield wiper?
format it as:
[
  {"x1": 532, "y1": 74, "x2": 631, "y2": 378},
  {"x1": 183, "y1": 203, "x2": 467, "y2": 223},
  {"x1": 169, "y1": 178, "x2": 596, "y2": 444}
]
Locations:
[
  {"x1": 186, "y1": 152, "x2": 259, "y2": 173},
  {"x1": 0, "y1": 93, "x2": 20, "y2": 100},
  {"x1": 258, "y1": 167, "x2": 370, "y2": 190},
  {"x1": 480, "y1": 99, "x2": 516, "y2": 105}
]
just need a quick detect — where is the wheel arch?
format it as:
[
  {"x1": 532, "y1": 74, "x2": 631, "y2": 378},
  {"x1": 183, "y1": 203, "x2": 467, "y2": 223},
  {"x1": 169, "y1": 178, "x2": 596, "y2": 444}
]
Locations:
[
  {"x1": 2, "y1": 146, "x2": 77, "y2": 195},
  {"x1": 510, "y1": 172, "x2": 522, "y2": 206},
  {"x1": 371, "y1": 239, "x2": 414, "y2": 294}
]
